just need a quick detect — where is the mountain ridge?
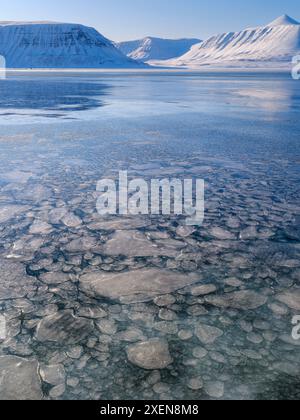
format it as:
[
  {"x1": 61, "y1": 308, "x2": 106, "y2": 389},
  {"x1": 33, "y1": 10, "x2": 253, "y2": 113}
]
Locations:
[
  {"x1": 155, "y1": 15, "x2": 300, "y2": 69},
  {"x1": 1, "y1": 15, "x2": 299, "y2": 70}
]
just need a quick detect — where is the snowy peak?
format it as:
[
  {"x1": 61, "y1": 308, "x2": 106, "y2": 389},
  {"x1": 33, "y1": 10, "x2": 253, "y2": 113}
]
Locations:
[
  {"x1": 160, "y1": 14, "x2": 300, "y2": 69},
  {"x1": 267, "y1": 14, "x2": 299, "y2": 27},
  {"x1": 0, "y1": 22, "x2": 144, "y2": 69},
  {"x1": 116, "y1": 37, "x2": 201, "y2": 61}
]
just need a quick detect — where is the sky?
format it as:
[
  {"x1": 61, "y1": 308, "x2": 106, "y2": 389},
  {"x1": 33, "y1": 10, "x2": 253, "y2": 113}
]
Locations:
[{"x1": 1, "y1": 0, "x2": 300, "y2": 41}]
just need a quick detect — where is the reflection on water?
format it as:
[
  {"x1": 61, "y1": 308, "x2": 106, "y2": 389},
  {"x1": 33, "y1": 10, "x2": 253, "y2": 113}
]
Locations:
[
  {"x1": 0, "y1": 75, "x2": 109, "y2": 119},
  {"x1": 234, "y1": 82, "x2": 300, "y2": 113},
  {"x1": 0, "y1": 72, "x2": 300, "y2": 401}
]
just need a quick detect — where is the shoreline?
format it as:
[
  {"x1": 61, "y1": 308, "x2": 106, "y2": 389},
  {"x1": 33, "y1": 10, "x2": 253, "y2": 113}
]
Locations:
[{"x1": 3, "y1": 67, "x2": 292, "y2": 75}]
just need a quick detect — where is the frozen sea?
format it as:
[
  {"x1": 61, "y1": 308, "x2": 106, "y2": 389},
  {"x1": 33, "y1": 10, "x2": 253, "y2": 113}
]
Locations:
[{"x1": 0, "y1": 71, "x2": 300, "y2": 400}]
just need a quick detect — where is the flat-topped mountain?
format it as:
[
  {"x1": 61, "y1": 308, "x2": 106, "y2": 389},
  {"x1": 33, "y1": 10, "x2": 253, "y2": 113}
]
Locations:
[{"x1": 0, "y1": 21, "x2": 144, "y2": 68}]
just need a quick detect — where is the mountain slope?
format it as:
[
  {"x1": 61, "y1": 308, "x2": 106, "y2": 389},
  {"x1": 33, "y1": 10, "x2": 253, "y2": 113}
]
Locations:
[
  {"x1": 159, "y1": 15, "x2": 300, "y2": 69},
  {"x1": 0, "y1": 21, "x2": 144, "y2": 68},
  {"x1": 116, "y1": 37, "x2": 201, "y2": 61}
]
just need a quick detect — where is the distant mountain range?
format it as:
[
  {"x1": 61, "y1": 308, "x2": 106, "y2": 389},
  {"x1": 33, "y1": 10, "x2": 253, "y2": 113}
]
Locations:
[
  {"x1": 0, "y1": 15, "x2": 299, "y2": 69},
  {"x1": 157, "y1": 15, "x2": 300, "y2": 69},
  {"x1": 116, "y1": 37, "x2": 201, "y2": 62},
  {"x1": 0, "y1": 22, "x2": 144, "y2": 68}
]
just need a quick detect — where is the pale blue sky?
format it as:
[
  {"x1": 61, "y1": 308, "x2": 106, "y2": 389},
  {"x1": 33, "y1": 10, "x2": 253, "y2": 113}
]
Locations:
[{"x1": 1, "y1": 0, "x2": 300, "y2": 41}]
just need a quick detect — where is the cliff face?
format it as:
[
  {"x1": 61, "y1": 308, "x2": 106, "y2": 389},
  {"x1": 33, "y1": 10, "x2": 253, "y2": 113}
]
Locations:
[{"x1": 0, "y1": 22, "x2": 142, "y2": 68}]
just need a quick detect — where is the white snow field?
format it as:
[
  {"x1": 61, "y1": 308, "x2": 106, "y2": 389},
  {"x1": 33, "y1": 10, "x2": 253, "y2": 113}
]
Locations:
[
  {"x1": 153, "y1": 15, "x2": 300, "y2": 69},
  {"x1": 0, "y1": 21, "x2": 145, "y2": 69},
  {"x1": 116, "y1": 37, "x2": 201, "y2": 61}
]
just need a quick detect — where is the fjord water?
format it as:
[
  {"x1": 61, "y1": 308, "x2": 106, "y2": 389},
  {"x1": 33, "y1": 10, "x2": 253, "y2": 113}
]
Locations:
[{"x1": 0, "y1": 71, "x2": 300, "y2": 400}]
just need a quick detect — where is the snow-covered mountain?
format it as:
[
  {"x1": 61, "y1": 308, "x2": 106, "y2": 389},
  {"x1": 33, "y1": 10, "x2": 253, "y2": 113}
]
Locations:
[
  {"x1": 116, "y1": 37, "x2": 201, "y2": 61},
  {"x1": 0, "y1": 21, "x2": 144, "y2": 68},
  {"x1": 157, "y1": 15, "x2": 300, "y2": 69}
]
